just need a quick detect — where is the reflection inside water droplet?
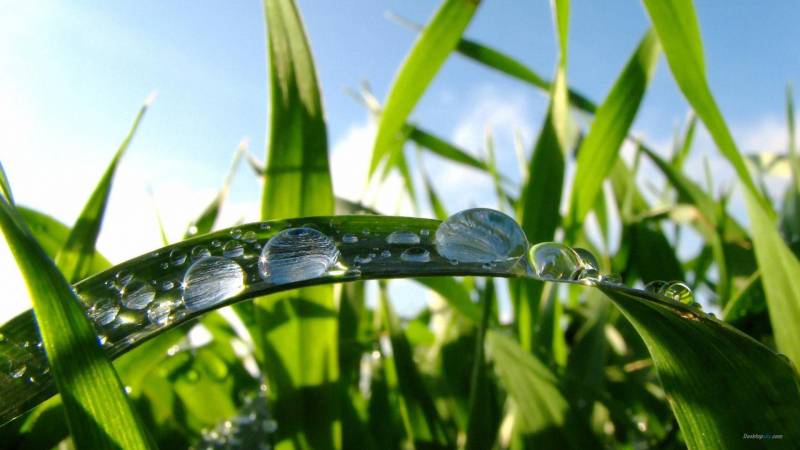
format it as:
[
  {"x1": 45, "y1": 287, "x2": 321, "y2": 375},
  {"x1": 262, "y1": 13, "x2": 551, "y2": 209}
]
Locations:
[
  {"x1": 182, "y1": 257, "x2": 245, "y2": 311},
  {"x1": 223, "y1": 240, "x2": 244, "y2": 258},
  {"x1": 121, "y1": 279, "x2": 155, "y2": 310},
  {"x1": 386, "y1": 230, "x2": 420, "y2": 245},
  {"x1": 258, "y1": 227, "x2": 339, "y2": 284},
  {"x1": 89, "y1": 298, "x2": 120, "y2": 326},
  {"x1": 435, "y1": 208, "x2": 527, "y2": 265},
  {"x1": 528, "y1": 242, "x2": 581, "y2": 281}
]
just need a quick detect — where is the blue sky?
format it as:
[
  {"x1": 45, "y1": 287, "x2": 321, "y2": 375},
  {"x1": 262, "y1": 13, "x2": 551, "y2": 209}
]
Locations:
[{"x1": 1, "y1": 1, "x2": 798, "y2": 320}]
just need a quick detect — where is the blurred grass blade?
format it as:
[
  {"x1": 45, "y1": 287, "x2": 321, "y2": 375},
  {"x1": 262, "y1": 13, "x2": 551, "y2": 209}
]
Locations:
[
  {"x1": 55, "y1": 96, "x2": 153, "y2": 283},
  {"x1": 256, "y1": 0, "x2": 339, "y2": 448},
  {"x1": 642, "y1": 0, "x2": 800, "y2": 365},
  {"x1": 672, "y1": 112, "x2": 697, "y2": 170},
  {"x1": 487, "y1": 330, "x2": 597, "y2": 448},
  {"x1": 0, "y1": 197, "x2": 154, "y2": 449},
  {"x1": 407, "y1": 126, "x2": 490, "y2": 173},
  {"x1": 0, "y1": 162, "x2": 14, "y2": 204},
  {"x1": 185, "y1": 140, "x2": 247, "y2": 238},
  {"x1": 370, "y1": 0, "x2": 481, "y2": 178},
  {"x1": 600, "y1": 284, "x2": 800, "y2": 449},
  {"x1": 419, "y1": 159, "x2": 449, "y2": 221},
  {"x1": 565, "y1": 30, "x2": 659, "y2": 240}
]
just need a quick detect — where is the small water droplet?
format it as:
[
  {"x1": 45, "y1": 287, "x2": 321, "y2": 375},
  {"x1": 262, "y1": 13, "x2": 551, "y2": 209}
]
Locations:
[
  {"x1": 573, "y1": 247, "x2": 601, "y2": 279},
  {"x1": 230, "y1": 229, "x2": 242, "y2": 239},
  {"x1": 353, "y1": 254, "x2": 372, "y2": 265},
  {"x1": 380, "y1": 249, "x2": 391, "y2": 258},
  {"x1": 242, "y1": 231, "x2": 258, "y2": 243},
  {"x1": 435, "y1": 208, "x2": 528, "y2": 265},
  {"x1": 644, "y1": 280, "x2": 669, "y2": 294},
  {"x1": 115, "y1": 271, "x2": 133, "y2": 287},
  {"x1": 159, "y1": 280, "x2": 175, "y2": 291},
  {"x1": 211, "y1": 240, "x2": 222, "y2": 248},
  {"x1": 664, "y1": 281, "x2": 693, "y2": 304},
  {"x1": 529, "y1": 243, "x2": 581, "y2": 281},
  {"x1": 223, "y1": 240, "x2": 244, "y2": 258},
  {"x1": 600, "y1": 273, "x2": 622, "y2": 284},
  {"x1": 258, "y1": 227, "x2": 339, "y2": 284},
  {"x1": 191, "y1": 246, "x2": 211, "y2": 259},
  {"x1": 260, "y1": 222, "x2": 271, "y2": 231},
  {"x1": 400, "y1": 247, "x2": 430, "y2": 263},
  {"x1": 420, "y1": 229, "x2": 430, "y2": 237},
  {"x1": 183, "y1": 257, "x2": 245, "y2": 311},
  {"x1": 121, "y1": 279, "x2": 156, "y2": 310},
  {"x1": 342, "y1": 234, "x2": 359, "y2": 244},
  {"x1": 386, "y1": 230, "x2": 420, "y2": 245},
  {"x1": 159, "y1": 262, "x2": 169, "y2": 270},
  {"x1": 10, "y1": 364, "x2": 26, "y2": 379},
  {"x1": 170, "y1": 249, "x2": 187, "y2": 266},
  {"x1": 147, "y1": 300, "x2": 175, "y2": 326},
  {"x1": 89, "y1": 298, "x2": 120, "y2": 326}
]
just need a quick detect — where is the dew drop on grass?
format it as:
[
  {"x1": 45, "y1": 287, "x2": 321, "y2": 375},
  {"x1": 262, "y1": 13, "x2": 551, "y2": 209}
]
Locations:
[
  {"x1": 242, "y1": 231, "x2": 258, "y2": 243},
  {"x1": 223, "y1": 240, "x2": 244, "y2": 258},
  {"x1": 529, "y1": 243, "x2": 581, "y2": 281},
  {"x1": 147, "y1": 300, "x2": 176, "y2": 326},
  {"x1": 259, "y1": 227, "x2": 339, "y2": 284},
  {"x1": 121, "y1": 279, "x2": 156, "y2": 310},
  {"x1": 10, "y1": 365, "x2": 26, "y2": 379},
  {"x1": 386, "y1": 230, "x2": 420, "y2": 245},
  {"x1": 170, "y1": 249, "x2": 187, "y2": 266},
  {"x1": 88, "y1": 298, "x2": 120, "y2": 326},
  {"x1": 380, "y1": 249, "x2": 391, "y2": 258},
  {"x1": 573, "y1": 247, "x2": 601, "y2": 280},
  {"x1": 353, "y1": 254, "x2": 372, "y2": 265},
  {"x1": 663, "y1": 281, "x2": 693, "y2": 304},
  {"x1": 191, "y1": 246, "x2": 211, "y2": 259},
  {"x1": 182, "y1": 257, "x2": 245, "y2": 311},
  {"x1": 230, "y1": 229, "x2": 242, "y2": 239},
  {"x1": 342, "y1": 233, "x2": 359, "y2": 244},
  {"x1": 644, "y1": 280, "x2": 668, "y2": 294},
  {"x1": 115, "y1": 270, "x2": 133, "y2": 287},
  {"x1": 401, "y1": 247, "x2": 430, "y2": 263},
  {"x1": 435, "y1": 208, "x2": 527, "y2": 265}
]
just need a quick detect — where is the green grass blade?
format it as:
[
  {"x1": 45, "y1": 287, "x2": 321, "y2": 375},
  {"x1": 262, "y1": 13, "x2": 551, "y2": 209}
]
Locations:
[
  {"x1": 565, "y1": 30, "x2": 659, "y2": 240},
  {"x1": 370, "y1": 0, "x2": 481, "y2": 178},
  {"x1": 642, "y1": 0, "x2": 800, "y2": 365},
  {"x1": 55, "y1": 96, "x2": 152, "y2": 283},
  {"x1": 0, "y1": 162, "x2": 14, "y2": 204},
  {"x1": 600, "y1": 284, "x2": 800, "y2": 449},
  {"x1": 0, "y1": 197, "x2": 154, "y2": 449},
  {"x1": 185, "y1": 141, "x2": 246, "y2": 238},
  {"x1": 408, "y1": 125, "x2": 491, "y2": 173},
  {"x1": 257, "y1": 1, "x2": 339, "y2": 447}
]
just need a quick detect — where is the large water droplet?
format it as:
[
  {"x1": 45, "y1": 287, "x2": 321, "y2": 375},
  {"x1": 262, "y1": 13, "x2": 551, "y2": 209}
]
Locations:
[
  {"x1": 529, "y1": 243, "x2": 581, "y2": 281},
  {"x1": 121, "y1": 279, "x2": 156, "y2": 310},
  {"x1": 400, "y1": 247, "x2": 430, "y2": 263},
  {"x1": 386, "y1": 230, "x2": 421, "y2": 245},
  {"x1": 88, "y1": 298, "x2": 120, "y2": 326},
  {"x1": 435, "y1": 208, "x2": 528, "y2": 265},
  {"x1": 259, "y1": 227, "x2": 339, "y2": 284},
  {"x1": 182, "y1": 257, "x2": 245, "y2": 311}
]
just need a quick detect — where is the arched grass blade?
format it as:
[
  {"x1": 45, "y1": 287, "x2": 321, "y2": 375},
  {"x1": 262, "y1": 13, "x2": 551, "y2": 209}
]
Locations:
[
  {"x1": 370, "y1": 0, "x2": 482, "y2": 179},
  {"x1": 600, "y1": 284, "x2": 800, "y2": 449},
  {"x1": 55, "y1": 95, "x2": 153, "y2": 283},
  {"x1": 0, "y1": 197, "x2": 154, "y2": 449}
]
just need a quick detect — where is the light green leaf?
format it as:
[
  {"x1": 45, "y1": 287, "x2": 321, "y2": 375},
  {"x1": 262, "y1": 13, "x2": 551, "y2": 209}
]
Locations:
[
  {"x1": 0, "y1": 162, "x2": 13, "y2": 204},
  {"x1": 565, "y1": 30, "x2": 659, "y2": 239},
  {"x1": 55, "y1": 97, "x2": 152, "y2": 283},
  {"x1": 0, "y1": 197, "x2": 154, "y2": 449},
  {"x1": 370, "y1": 0, "x2": 481, "y2": 178}
]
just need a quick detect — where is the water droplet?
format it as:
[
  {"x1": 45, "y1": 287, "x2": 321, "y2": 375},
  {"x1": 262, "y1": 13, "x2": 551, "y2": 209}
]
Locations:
[
  {"x1": 159, "y1": 262, "x2": 169, "y2": 270},
  {"x1": 260, "y1": 222, "x2": 271, "y2": 231},
  {"x1": 183, "y1": 257, "x2": 245, "y2": 311},
  {"x1": 386, "y1": 230, "x2": 420, "y2": 245},
  {"x1": 121, "y1": 280, "x2": 156, "y2": 310},
  {"x1": 258, "y1": 227, "x2": 339, "y2": 284},
  {"x1": 147, "y1": 300, "x2": 175, "y2": 326},
  {"x1": 159, "y1": 280, "x2": 175, "y2": 291},
  {"x1": 115, "y1": 271, "x2": 133, "y2": 287},
  {"x1": 400, "y1": 247, "x2": 430, "y2": 263},
  {"x1": 10, "y1": 364, "x2": 26, "y2": 379},
  {"x1": 420, "y1": 229, "x2": 430, "y2": 237},
  {"x1": 435, "y1": 208, "x2": 528, "y2": 265},
  {"x1": 663, "y1": 282, "x2": 693, "y2": 304},
  {"x1": 380, "y1": 249, "x2": 391, "y2": 258},
  {"x1": 170, "y1": 249, "x2": 187, "y2": 266},
  {"x1": 89, "y1": 298, "x2": 120, "y2": 326},
  {"x1": 644, "y1": 280, "x2": 669, "y2": 294},
  {"x1": 223, "y1": 240, "x2": 244, "y2": 258},
  {"x1": 191, "y1": 246, "x2": 211, "y2": 259},
  {"x1": 353, "y1": 254, "x2": 372, "y2": 265},
  {"x1": 342, "y1": 234, "x2": 359, "y2": 244},
  {"x1": 230, "y1": 229, "x2": 242, "y2": 239},
  {"x1": 601, "y1": 273, "x2": 622, "y2": 284},
  {"x1": 242, "y1": 231, "x2": 258, "y2": 243},
  {"x1": 529, "y1": 242, "x2": 581, "y2": 281},
  {"x1": 211, "y1": 240, "x2": 222, "y2": 248}
]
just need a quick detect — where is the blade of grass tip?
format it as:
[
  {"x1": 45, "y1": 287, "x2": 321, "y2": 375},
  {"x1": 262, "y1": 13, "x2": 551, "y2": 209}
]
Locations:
[
  {"x1": 417, "y1": 152, "x2": 449, "y2": 221},
  {"x1": 485, "y1": 128, "x2": 507, "y2": 213},
  {"x1": 642, "y1": 0, "x2": 800, "y2": 365},
  {"x1": 407, "y1": 125, "x2": 493, "y2": 174},
  {"x1": 0, "y1": 197, "x2": 154, "y2": 449},
  {"x1": 787, "y1": 84, "x2": 800, "y2": 193},
  {"x1": 146, "y1": 187, "x2": 170, "y2": 246},
  {"x1": 55, "y1": 93, "x2": 154, "y2": 283},
  {"x1": 564, "y1": 30, "x2": 659, "y2": 242},
  {"x1": 185, "y1": 139, "x2": 247, "y2": 238},
  {"x1": 370, "y1": 0, "x2": 482, "y2": 180},
  {"x1": 255, "y1": 0, "x2": 339, "y2": 447},
  {"x1": 672, "y1": 111, "x2": 697, "y2": 170},
  {"x1": 0, "y1": 161, "x2": 14, "y2": 204}
]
